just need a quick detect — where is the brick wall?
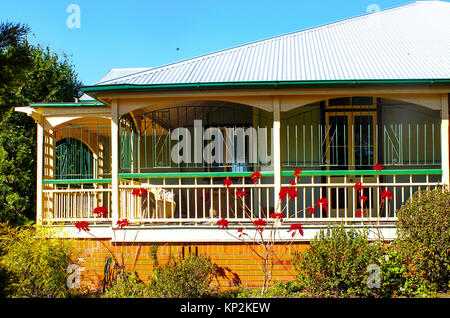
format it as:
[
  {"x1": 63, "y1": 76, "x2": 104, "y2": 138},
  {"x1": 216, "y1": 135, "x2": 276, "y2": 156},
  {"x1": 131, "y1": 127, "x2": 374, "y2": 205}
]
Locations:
[{"x1": 73, "y1": 239, "x2": 310, "y2": 290}]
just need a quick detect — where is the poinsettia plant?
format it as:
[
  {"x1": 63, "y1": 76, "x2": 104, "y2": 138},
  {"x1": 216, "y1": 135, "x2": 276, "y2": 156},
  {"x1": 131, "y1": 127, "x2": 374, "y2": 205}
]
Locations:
[
  {"x1": 74, "y1": 187, "x2": 149, "y2": 287},
  {"x1": 75, "y1": 186, "x2": 151, "y2": 279},
  {"x1": 352, "y1": 163, "x2": 393, "y2": 239},
  {"x1": 216, "y1": 164, "x2": 394, "y2": 292},
  {"x1": 216, "y1": 168, "x2": 331, "y2": 294},
  {"x1": 75, "y1": 213, "x2": 132, "y2": 270}
]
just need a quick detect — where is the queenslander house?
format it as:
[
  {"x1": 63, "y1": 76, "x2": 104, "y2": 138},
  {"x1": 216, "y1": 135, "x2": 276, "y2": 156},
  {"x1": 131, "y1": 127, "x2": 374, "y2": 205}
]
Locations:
[{"x1": 15, "y1": 1, "x2": 450, "y2": 287}]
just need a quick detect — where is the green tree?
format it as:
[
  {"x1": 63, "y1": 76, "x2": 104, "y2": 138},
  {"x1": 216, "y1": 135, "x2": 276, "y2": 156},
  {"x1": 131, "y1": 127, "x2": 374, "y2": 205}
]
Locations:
[
  {"x1": 0, "y1": 22, "x2": 32, "y2": 109},
  {"x1": 0, "y1": 22, "x2": 82, "y2": 224}
]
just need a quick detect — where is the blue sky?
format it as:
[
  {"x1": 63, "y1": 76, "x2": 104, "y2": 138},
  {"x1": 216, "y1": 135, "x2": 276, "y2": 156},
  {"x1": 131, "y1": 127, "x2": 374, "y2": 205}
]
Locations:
[{"x1": 1, "y1": 0, "x2": 420, "y2": 85}]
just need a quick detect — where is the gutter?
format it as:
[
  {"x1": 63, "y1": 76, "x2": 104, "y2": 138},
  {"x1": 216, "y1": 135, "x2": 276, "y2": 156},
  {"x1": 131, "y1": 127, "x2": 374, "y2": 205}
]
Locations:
[
  {"x1": 28, "y1": 102, "x2": 106, "y2": 108},
  {"x1": 81, "y1": 79, "x2": 450, "y2": 94}
]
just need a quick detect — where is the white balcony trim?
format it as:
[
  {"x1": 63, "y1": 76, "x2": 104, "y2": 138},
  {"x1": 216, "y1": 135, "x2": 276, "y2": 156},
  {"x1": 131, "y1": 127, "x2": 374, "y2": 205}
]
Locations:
[{"x1": 54, "y1": 224, "x2": 398, "y2": 242}]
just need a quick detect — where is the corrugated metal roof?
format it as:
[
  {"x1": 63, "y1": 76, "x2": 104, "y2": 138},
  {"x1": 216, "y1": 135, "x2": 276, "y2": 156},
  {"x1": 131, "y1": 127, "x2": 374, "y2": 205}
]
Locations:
[
  {"x1": 79, "y1": 93, "x2": 95, "y2": 101},
  {"x1": 94, "y1": 1, "x2": 450, "y2": 86},
  {"x1": 96, "y1": 68, "x2": 151, "y2": 84}
]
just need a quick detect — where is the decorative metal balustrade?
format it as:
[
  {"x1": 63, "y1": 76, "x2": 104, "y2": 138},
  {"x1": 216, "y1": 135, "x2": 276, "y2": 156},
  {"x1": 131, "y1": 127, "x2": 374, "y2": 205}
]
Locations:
[
  {"x1": 281, "y1": 120, "x2": 441, "y2": 168},
  {"x1": 280, "y1": 99, "x2": 441, "y2": 169},
  {"x1": 117, "y1": 99, "x2": 441, "y2": 176},
  {"x1": 119, "y1": 103, "x2": 273, "y2": 172}
]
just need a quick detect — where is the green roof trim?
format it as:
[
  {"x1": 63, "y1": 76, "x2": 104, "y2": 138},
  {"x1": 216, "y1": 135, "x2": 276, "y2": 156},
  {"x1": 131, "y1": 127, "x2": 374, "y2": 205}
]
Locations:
[
  {"x1": 118, "y1": 169, "x2": 442, "y2": 179},
  {"x1": 282, "y1": 169, "x2": 443, "y2": 176},
  {"x1": 43, "y1": 178, "x2": 111, "y2": 184},
  {"x1": 41, "y1": 169, "x2": 442, "y2": 183},
  {"x1": 30, "y1": 101, "x2": 106, "y2": 108},
  {"x1": 118, "y1": 171, "x2": 274, "y2": 179},
  {"x1": 82, "y1": 79, "x2": 450, "y2": 93}
]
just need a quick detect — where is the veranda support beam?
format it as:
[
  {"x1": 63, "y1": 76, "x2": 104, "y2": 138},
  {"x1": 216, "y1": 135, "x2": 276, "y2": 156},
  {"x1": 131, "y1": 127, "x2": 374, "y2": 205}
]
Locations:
[
  {"x1": 36, "y1": 123, "x2": 44, "y2": 225},
  {"x1": 273, "y1": 96, "x2": 281, "y2": 210},
  {"x1": 442, "y1": 93, "x2": 449, "y2": 188},
  {"x1": 111, "y1": 99, "x2": 120, "y2": 226}
]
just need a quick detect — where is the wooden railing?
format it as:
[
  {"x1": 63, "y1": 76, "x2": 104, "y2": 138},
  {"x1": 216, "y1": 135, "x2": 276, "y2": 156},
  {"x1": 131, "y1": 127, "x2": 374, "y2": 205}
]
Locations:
[
  {"x1": 118, "y1": 174, "x2": 275, "y2": 224},
  {"x1": 41, "y1": 169, "x2": 443, "y2": 225},
  {"x1": 42, "y1": 179, "x2": 111, "y2": 222}
]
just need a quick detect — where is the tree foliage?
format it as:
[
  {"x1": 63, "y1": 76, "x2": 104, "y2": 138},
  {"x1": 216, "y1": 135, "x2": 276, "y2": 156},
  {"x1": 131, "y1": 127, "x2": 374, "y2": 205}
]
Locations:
[{"x1": 0, "y1": 22, "x2": 82, "y2": 224}]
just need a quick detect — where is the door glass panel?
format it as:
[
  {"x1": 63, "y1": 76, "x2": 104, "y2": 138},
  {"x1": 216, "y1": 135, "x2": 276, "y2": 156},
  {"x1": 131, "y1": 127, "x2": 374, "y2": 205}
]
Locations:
[
  {"x1": 354, "y1": 115, "x2": 374, "y2": 169},
  {"x1": 329, "y1": 115, "x2": 348, "y2": 169}
]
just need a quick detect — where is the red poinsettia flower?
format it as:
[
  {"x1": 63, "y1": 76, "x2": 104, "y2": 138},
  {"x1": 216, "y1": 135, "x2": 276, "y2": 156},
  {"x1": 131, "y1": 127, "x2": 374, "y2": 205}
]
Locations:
[
  {"x1": 374, "y1": 163, "x2": 383, "y2": 172},
  {"x1": 380, "y1": 189, "x2": 393, "y2": 204},
  {"x1": 289, "y1": 180, "x2": 296, "y2": 186},
  {"x1": 270, "y1": 212, "x2": 284, "y2": 222},
  {"x1": 132, "y1": 188, "x2": 142, "y2": 197},
  {"x1": 93, "y1": 206, "x2": 108, "y2": 218},
  {"x1": 75, "y1": 221, "x2": 90, "y2": 233},
  {"x1": 317, "y1": 197, "x2": 328, "y2": 214},
  {"x1": 253, "y1": 218, "x2": 267, "y2": 233},
  {"x1": 356, "y1": 210, "x2": 365, "y2": 218},
  {"x1": 287, "y1": 187, "x2": 299, "y2": 201},
  {"x1": 279, "y1": 186, "x2": 299, "y2": 201},
  {"x1": 293, "y1": 168, "x2": 302, "y2": 178},
  {"x1": 236, "y1": 189, "x2": 248, "y2": 197},
  {"x1": 223, "y1": 177, "x2": 233, "y2": 190},
  {"x1": 140, "y1": 188, "x2": 148, "y2": 196},
  {"x1": 279, "y1": 187, "x2": 288, "y2": 201},
  {"x1": 250, "y1": 171, "x2": 262, "y2": 184},
  {"x1": 307, "y1": 206, "x2": 316, "y2": 215},
  {"x1": 116, "y1": 218, "x2": 130, "y2": 229},
  {"x1": 287, "y1": 223, "x2": 304, "y2": 237},
  {"x1": 359, "y1": 195, "x2": 368, "y2": 203},
  {"x1": 217, "y1": 218, "x2": 229, "y2": 229},
  {"x1": 353, "y1": 182, "x2": 365, "y2": 193},
  {"x1": 237, "y1": 227, "x2": 248, "y2": 238}
]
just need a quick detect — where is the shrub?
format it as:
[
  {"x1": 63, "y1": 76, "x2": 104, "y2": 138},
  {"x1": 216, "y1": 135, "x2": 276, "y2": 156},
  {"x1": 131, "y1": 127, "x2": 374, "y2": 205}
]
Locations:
[
  {"x1": 395, "y1": 188, "x2": 450, "y2": 294},
  {"x1": 0, "y1": 223, "x2": 75, "y2": 297},
  {"x1": 149, "y1": 246, "x2": 217, "y2": 298},
  {"x1": 378, "y1": 247, "x2": 409, "y2": 297},
  {"x1": 292, "y1": 224, "x2": 383, "y2": 297},
  {"x1": 261, "y1": 281, "x2": 305, "y2": 298},
  {"x1": 216, "y1": 281, "x2": 306, "y2": 298},
  {"x1": 101, "y1": 270, "x2": 152, "y2": 298},
  {"x1": 217, "y1": 287, "x2": 261, "y2": 298}
]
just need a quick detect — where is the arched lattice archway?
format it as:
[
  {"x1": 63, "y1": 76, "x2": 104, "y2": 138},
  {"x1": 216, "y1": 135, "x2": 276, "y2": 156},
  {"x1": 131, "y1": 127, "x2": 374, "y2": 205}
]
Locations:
[
  {"x1": 45, "y1": 120, "x2": 111, "y2": 180},
  {"x1": 55, "y1": 138, "x2": 94, "y2": 180},
  {"x1": 119, "y1": 101, "x2": 274, "y2": 174}
]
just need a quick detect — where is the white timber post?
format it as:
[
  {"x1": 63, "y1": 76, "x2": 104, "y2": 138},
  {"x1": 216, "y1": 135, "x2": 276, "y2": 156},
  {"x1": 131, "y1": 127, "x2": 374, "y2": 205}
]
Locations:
[
  {"x1": 441, "y1": 93, "x2": 449, "y2": 188},
  {"x1": 273, "y1": 96, "x2": 282, "y2": 211},
  {"x1": 111, "y1": 99, "x2": 120, "y2": 226},
  {"x1": 36, "y1": 122, "x2": 44, "y2": 225}
]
